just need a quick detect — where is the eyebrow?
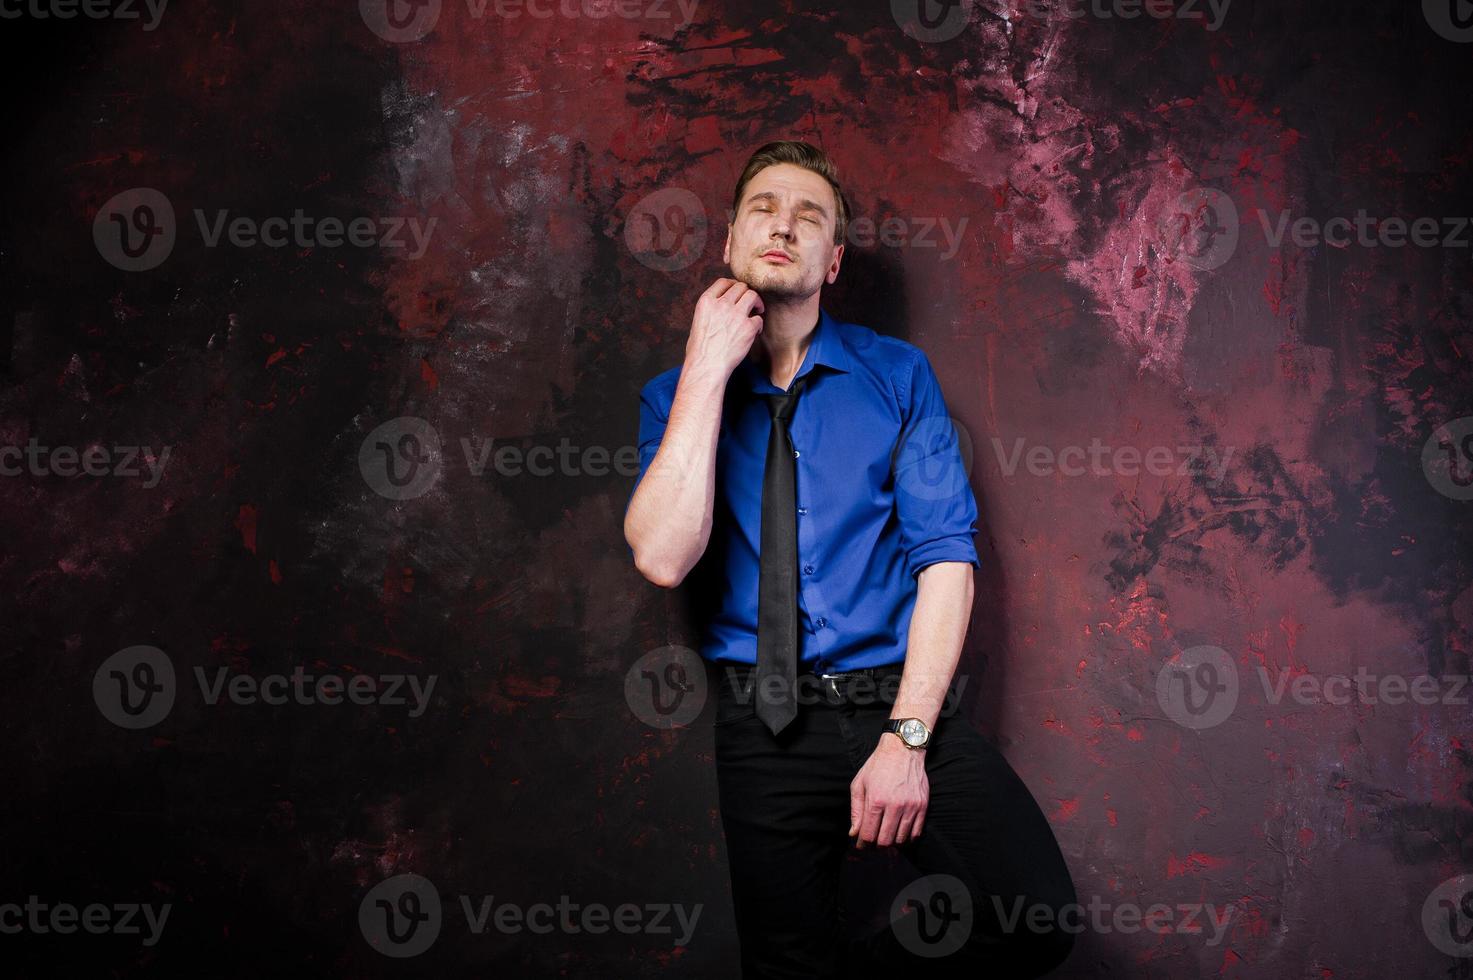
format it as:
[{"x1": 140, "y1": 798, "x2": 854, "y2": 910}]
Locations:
[{"x1": 745, "y1": 190, "x2": 829, "y2": 218}]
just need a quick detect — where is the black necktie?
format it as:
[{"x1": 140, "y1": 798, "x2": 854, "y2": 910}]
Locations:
[{"x1": 756, "y1": 371, "x2": 810, "y2": 736}]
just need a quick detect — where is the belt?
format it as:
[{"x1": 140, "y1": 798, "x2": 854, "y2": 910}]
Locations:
[
  {"x1": 710, "y1": 660, "x2": 904, "y2": 705},
  {"x1": 810, "y1": 664, "x2": 904, "y2": 703}
]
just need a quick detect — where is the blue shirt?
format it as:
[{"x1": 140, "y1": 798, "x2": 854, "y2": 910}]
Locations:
[{"x1": 627, "y1": 307, "x2": 980, "y2": 671}]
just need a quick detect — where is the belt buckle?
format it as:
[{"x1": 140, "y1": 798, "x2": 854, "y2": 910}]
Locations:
[{"x1": 818, "y1": 672, "x2": 843, "y2": 703}]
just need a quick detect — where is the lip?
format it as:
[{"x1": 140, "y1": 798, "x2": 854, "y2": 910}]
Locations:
[{"x1": 761, "y1": 251, "x2": 794, "y2": 263}]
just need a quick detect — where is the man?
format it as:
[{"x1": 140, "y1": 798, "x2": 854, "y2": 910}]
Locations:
[{"x1": 624, "y1": 140, "x2": 1076, "y2": 978}]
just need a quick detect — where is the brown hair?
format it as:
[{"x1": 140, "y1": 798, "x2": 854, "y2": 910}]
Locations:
[{"x1": 731, "y1": 140, "x2": 850, "y2": 246}]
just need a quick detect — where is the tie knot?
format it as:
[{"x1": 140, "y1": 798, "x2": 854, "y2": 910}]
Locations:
[{"x1": 765, "y1": 374, "x2": 809, "y2": 423}]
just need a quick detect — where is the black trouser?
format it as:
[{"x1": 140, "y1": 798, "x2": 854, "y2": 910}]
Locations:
[{"x1": 708, "y1": 658, "x2": 1077, "y2": 979}]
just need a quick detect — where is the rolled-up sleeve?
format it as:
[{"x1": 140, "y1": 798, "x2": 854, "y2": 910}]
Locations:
[
  {"x1": 893, "y1": 349, "x2": 980, "y2": 579},
  {"x1": 626, "y1": 376, "x2": 672, "y2": 522}
]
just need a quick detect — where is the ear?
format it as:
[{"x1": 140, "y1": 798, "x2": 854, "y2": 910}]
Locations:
[
  {"x1": 826, "y1": 243, "x2": 844, "y2": 284},
  {"x1": 722, "y1": 222, "x2": 732, "y2": 265}
]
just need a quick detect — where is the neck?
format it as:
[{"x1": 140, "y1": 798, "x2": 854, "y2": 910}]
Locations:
[{"x1": 748, "y1": 294, "x2": 822, "y2": 389}]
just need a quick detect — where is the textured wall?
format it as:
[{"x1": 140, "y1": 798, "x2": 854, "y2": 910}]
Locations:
[{"x1": 2, "y1": 0, "x2": 1470, "y2": 976}]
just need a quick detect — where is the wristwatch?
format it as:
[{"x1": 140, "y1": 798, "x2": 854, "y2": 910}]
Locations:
[{"x1": 883, "y1": 717, "x2": 932, "y2": 749}]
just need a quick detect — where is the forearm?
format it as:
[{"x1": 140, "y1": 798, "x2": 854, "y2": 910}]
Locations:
[
  {"x1": 889, "y1": 562, "x2": 974, "y2": 729},
  {"x1": 624, "y1": 363, "x2": 729, "y2": 588}
]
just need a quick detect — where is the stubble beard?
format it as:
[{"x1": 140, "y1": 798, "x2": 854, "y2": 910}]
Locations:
[{"x1": 733, "y1": 252, "x2": 809, "y2": 300}]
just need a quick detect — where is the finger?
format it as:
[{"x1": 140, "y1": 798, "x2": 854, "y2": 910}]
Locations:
[
  {"x1": 736, "y1": 288, "x2": 763, "y2": 317},
  {"x1": 858, "y1": 799, "x2": 885, "y2": 849},
  {"x1": 848, "y1": 779, "x2": 865, "y2": 839},
  {"x1": 876, "y1": 804, "x2": 903, "y2": 848},
  {"x1": 911, "y1": 806, "x2": 926, "y2": 840},
  {"x1": 707, "y1": 278, "x2": 738, "y2": 298},
  {"x1": 894, "y1": 808, "x2": 915, "y2": 846}
]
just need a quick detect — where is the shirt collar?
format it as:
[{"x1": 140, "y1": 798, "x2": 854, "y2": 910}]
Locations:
[{"x1": 740, "y1": 306, "x2": 852, "y2": 393}]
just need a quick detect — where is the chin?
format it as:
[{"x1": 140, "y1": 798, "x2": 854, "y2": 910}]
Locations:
[{"x1": 739, "y1": 266, "x2": 804, "y2": 296}]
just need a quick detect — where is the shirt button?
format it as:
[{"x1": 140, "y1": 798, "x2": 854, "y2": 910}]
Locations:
[
  {"x1": 802, "y1": 564, "x2": 814, "y2": 574},
  {"x1": 797, "y1": 507, "x2": 807, "y2": 516},
  {"x1": 815, "y1": 617, "x2": 827, "y2": 628},
  {"x1": 793, "y1": 449, "x2": 800, "y2": 458}
]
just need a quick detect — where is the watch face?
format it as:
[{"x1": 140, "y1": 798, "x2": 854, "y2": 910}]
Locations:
[{"x1": 900, "y1": 719, "x2": 927, "y2": 746}]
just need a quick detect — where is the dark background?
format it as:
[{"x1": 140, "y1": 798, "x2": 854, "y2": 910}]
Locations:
[{"x1": 1, "y1": 0, "x2": 1470, "y2": 976}]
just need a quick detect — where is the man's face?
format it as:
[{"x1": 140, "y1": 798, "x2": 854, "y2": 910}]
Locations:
[{"x1": 724, "y1": 163, "x2": 844, "y2": 300}]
